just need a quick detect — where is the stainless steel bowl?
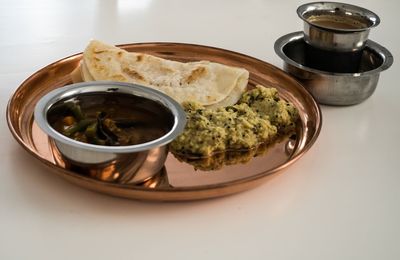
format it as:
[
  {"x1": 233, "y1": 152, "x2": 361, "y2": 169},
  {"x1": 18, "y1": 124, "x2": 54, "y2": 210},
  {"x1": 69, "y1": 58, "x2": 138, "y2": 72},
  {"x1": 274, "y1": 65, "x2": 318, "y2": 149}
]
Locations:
[
  {"x1": 34, "y1": 81, "x2": 186, "y2": 184},
  {"x1": 274, "y1": 32, "x2": 393, "y2": 106},
  {"x1": 297, "y1": 2, "x2": 380, "y2": 52}
]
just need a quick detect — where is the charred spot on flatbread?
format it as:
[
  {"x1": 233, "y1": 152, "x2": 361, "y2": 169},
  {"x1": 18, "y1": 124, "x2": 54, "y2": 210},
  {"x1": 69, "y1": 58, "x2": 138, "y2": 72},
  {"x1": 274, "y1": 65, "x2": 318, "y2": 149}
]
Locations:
[
  {"x1": 136, "y1": 55, "x2": 143, "y2": 62},
  {"x1": 122, "y1": 67, "x2": 145, "y2": 81},
  {"x1": 185, "y1": 67, "x2": 207, "y2": 84}
]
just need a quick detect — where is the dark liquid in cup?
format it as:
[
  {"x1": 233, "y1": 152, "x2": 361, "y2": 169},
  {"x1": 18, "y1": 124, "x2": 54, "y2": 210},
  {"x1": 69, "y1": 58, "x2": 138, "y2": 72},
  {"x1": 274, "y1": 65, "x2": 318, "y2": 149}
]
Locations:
[{"x1": 306, "y1": 14, "x2": 370, "y2": 30}]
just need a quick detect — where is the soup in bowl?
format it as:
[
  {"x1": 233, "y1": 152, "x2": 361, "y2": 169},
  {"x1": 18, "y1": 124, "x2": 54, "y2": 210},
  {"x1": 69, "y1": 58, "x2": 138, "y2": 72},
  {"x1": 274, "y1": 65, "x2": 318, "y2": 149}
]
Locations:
[{"x1": 34, "y1": 81, "x2": 186, "y2": 184}]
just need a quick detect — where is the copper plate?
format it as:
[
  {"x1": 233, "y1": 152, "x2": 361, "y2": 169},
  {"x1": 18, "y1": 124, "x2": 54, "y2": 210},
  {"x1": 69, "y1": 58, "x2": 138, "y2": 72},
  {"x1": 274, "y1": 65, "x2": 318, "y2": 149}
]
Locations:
[{"x1": 6, "y1": 43, "x2": 322, "y2": 201}]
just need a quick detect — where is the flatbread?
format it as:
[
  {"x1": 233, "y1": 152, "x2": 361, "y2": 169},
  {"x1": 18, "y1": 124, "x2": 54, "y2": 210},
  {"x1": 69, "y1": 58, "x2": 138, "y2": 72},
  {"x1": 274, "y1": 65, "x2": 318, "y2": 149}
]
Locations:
[
  {"x1": 81, "y1": 60, "x2": 95, "y2": 81},
  {"x1": 81, "y1": 40, "x2": 249, "y2": 107}
]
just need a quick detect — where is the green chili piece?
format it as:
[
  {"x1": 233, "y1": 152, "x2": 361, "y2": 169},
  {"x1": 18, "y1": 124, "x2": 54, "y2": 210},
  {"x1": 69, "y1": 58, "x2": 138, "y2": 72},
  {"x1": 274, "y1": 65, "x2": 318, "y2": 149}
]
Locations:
[
  {"x1": 67, "y1": 102, "x2": 85, "y2": 121},
  {"x1": 84, "y1": 122, "x2": 98, "y2": 138},
  {"x1": 63, "y1": 119, "x2": 95, "y2": 137},
  {"x1": 84, "y1": 122, "x2": 107, "y2": 145}
]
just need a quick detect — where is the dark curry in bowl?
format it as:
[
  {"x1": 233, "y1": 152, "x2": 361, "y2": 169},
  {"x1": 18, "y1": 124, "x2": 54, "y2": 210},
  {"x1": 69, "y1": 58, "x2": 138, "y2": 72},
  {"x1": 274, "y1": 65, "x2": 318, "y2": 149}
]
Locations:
[{"x1": 47, "y1": 92, "x2": 174, "y2": 146}]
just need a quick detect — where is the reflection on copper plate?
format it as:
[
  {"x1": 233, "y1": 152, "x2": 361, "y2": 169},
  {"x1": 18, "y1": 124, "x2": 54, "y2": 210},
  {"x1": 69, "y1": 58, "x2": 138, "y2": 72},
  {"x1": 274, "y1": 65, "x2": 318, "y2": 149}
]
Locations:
[{"x1": 6, "y1": 42, "x2": 322, "y2": 201}]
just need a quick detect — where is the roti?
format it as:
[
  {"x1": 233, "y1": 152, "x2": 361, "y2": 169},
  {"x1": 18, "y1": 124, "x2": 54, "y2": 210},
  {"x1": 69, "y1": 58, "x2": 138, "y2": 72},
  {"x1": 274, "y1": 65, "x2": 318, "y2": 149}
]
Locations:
[{"x1": 79, "y1": 40, "x2": 249, "y2": 107}]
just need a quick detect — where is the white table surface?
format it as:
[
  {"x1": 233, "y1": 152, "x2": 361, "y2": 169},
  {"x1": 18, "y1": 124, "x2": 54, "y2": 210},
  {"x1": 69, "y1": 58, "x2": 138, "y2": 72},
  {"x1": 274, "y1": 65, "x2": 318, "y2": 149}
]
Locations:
[{"x1": 1, "y1": 0, "x2": 399, "y2": 259}]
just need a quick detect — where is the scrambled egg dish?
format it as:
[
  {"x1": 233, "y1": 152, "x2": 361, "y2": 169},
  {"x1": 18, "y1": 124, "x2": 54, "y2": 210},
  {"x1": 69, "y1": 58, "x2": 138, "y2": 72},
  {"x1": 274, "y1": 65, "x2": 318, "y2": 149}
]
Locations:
[{"x1": 170, "y1": 85, "x2": 299, "y2": 157}]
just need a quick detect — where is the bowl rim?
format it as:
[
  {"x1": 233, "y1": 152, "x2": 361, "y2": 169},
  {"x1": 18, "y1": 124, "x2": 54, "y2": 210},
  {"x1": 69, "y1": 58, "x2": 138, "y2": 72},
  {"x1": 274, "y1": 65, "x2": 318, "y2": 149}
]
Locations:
[
  {"x1": 297, "y1": 1, "x2": 381, "y2": 32},
  {"x1": 274, "y1": 31, "x2": 393, "y2": 77},
  {"x1": 34, "y1": 81, "x2": 187, "y2": 153}
]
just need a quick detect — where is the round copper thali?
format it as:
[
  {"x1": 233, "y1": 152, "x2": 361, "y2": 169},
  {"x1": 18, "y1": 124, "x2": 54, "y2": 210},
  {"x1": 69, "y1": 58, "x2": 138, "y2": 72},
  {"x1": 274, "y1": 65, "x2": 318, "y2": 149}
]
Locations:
[{"x1": 6, "y1": 42, "x2": 322, "y2": 201}]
